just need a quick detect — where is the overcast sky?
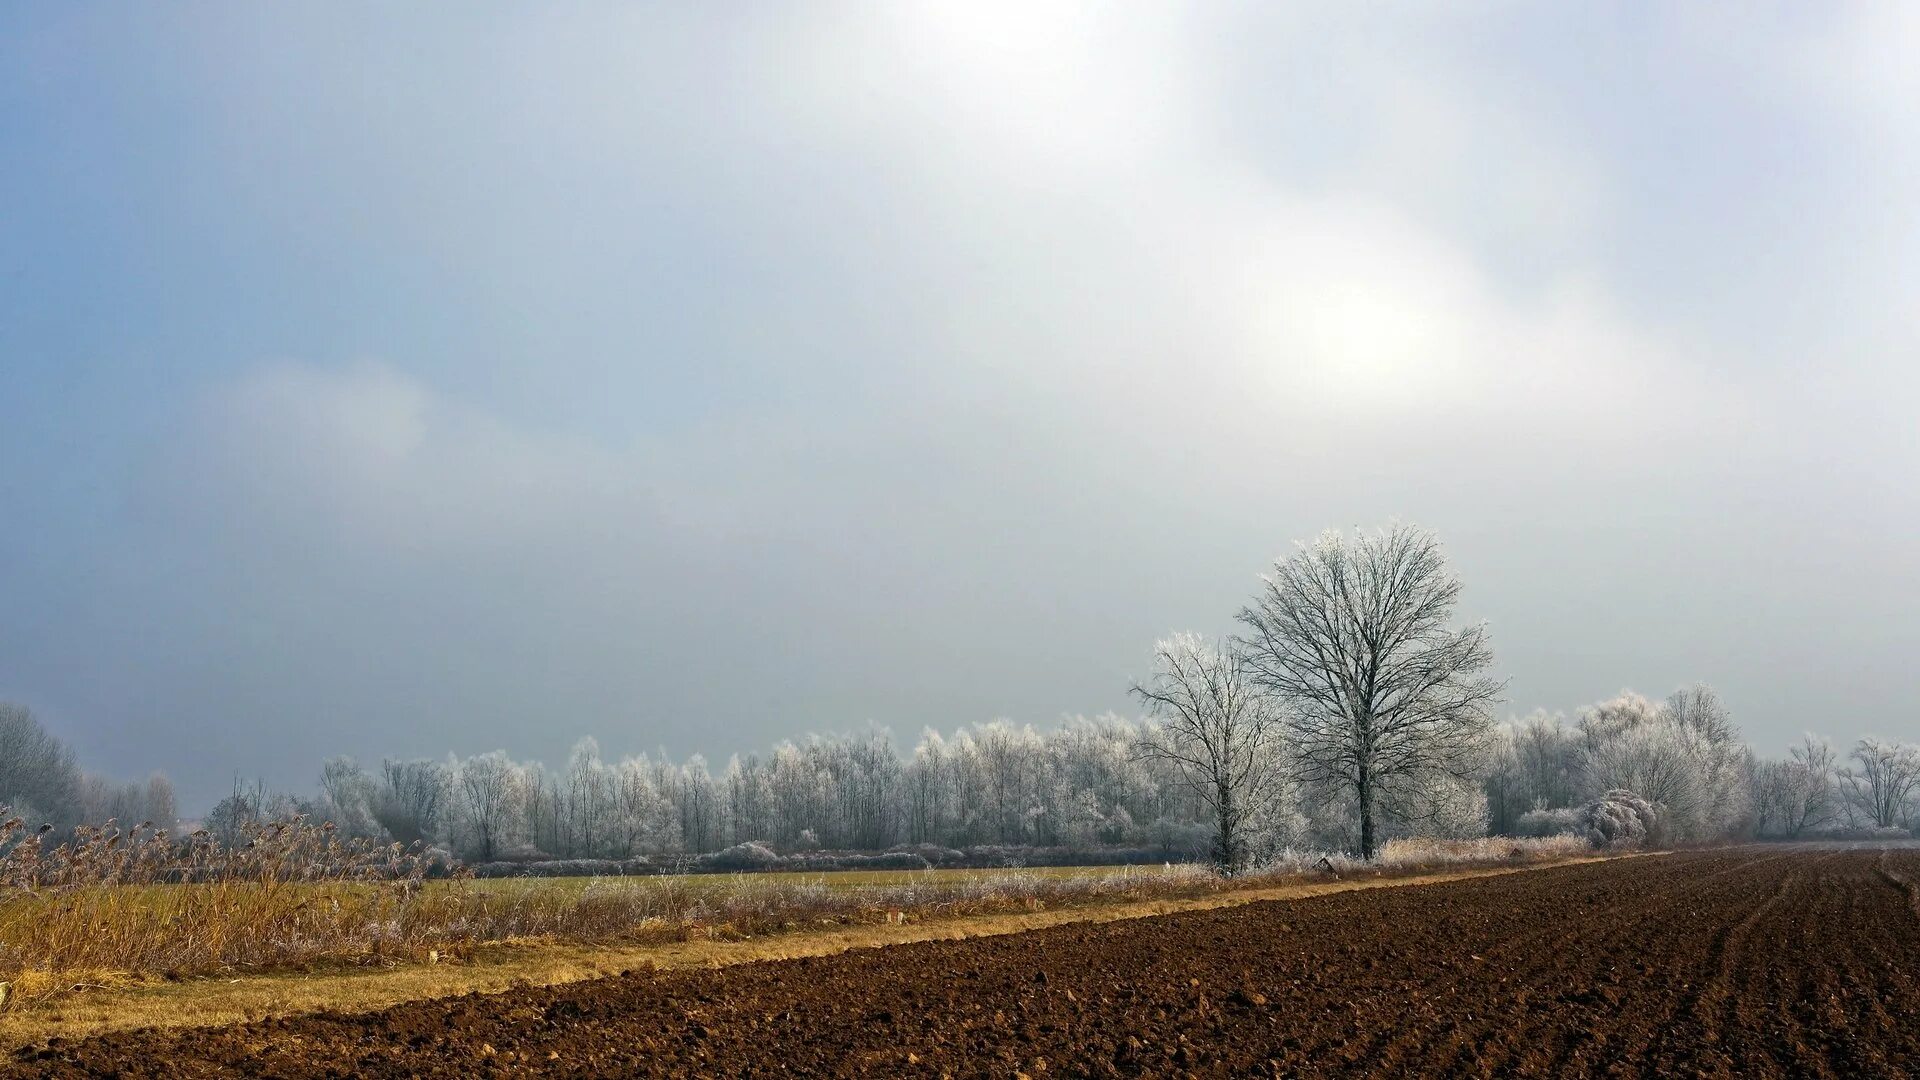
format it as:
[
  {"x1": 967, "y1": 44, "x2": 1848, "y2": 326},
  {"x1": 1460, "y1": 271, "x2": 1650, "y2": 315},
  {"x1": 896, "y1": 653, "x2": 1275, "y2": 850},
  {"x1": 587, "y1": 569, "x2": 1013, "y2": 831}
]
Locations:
[{"x1": 4, "y1": 4, "x2": 1919, "y2": 810}]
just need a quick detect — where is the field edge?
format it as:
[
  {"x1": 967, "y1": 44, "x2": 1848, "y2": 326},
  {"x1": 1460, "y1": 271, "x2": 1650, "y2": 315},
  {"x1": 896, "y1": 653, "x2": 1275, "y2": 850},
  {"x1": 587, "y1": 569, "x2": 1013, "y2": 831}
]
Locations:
[{"x1": 0, "y1": 852, "x2": 1644, "y2": 1050}]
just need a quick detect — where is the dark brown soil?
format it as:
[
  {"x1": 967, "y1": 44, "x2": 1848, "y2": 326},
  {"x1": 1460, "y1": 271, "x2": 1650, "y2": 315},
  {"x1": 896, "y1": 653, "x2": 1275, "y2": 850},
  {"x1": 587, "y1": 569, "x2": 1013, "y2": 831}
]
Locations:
[{"x1": 11, "y1": 848, "x2": 1920, "y2": 1078}]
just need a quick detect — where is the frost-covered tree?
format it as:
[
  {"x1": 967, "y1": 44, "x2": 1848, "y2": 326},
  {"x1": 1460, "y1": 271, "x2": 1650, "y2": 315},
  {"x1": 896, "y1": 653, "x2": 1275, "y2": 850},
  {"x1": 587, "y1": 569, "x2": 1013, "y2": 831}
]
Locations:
[
  {"x1": 279, "y1": 715, "x2": 1338, "y2": 861},
  {"x1": 1838, "y1": 737, "x2": 1920, "y2": 830},
  {"x1": 1390, "y1": 774, "x2": 1491, "y2": 840},
  {"x1": 1132, "y1": 633, "x2": 1287, "y2": 873},
  {"x1": 1753, "y1": 735, "x2": 1834, "y2": 838},
  {"x1": 613, "y1": 755, "x2": 670, "y2": 855},
  {"x1": 1484, "y1": 711, "x2": 1582, "y2": 834},
  {"x1": 1237, "y1": 524, "x2": 1501, "y2": 859},
  {"x1": 0, "y1": 703, "x2": 82, "y2": 827},
  {"x1": 970, "y1": 721, "x2": 1047, "y2": 846},
  {"x1": 666, "y1": 755, "x2": 722, "y2": 853},
  {"x1": 565, "y1": 739, "x2": 615, "y2": 857},
  {"x1": 317, "y1": 756, "x2": 380, "y2": 837},
  {"x1": 1575, "y1": 687, "x2": 1749, "y2": 843},
  {"x1": 74, "y1": 771, "x2": 178, "y2": 831},
  {"x1": 374, "y1": 759, "x2": 449, "y2": 847},
  {"x1": 453, "y1": 751, "x2": 519, "y2": 861},
  {"x1": 904, "y1": 732, "x2": 948, "y2": 845},
  {"x1": 832, "y1": 731, "x2": 902, "y2": 850}
]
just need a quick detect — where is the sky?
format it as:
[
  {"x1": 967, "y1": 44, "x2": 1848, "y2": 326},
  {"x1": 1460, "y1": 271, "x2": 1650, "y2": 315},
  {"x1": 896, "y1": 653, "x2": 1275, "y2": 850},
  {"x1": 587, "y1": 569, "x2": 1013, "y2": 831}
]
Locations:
[{"x1": 4, "y1": 4, "x2": 1919, "y2": 811}]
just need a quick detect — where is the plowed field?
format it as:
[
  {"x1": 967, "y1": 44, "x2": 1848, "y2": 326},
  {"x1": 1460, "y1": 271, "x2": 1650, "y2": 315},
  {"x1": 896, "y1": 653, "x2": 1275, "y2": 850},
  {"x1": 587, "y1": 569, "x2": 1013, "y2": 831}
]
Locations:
[{"x1": 11, "y1": 848, "x2": 1919, "y2": 1078}]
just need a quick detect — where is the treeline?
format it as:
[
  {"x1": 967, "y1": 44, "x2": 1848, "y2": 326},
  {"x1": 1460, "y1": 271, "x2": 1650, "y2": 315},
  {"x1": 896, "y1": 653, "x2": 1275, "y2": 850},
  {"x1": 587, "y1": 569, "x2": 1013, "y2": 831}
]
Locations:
[
  {"x1": 261, "y1": 695, "x2": 1672, "y2": 865},
  {"x1": 229, "y1": 718, "x2": 1222, "y2": 864},
  {"x1": 0, "y1": 703, "x2": 178, "y2": 833},
  {"x1": 1483, "y1": 686, "x2": 1919, "y2": 842},
  {"x1": 278, "y1": 683, "x2": 1906, "y2": 867},
  {"x1": 222, "y1": 715, "x2": 1550, "y2": 865},
  {"x1": 1751, "y1": 735, "x2": 1919, "y2": 837},
  {"x1": 10, "y1": 525, "x2": 1918, "y2": 868},
  {"x1": 10, "y1": 693, "x2": 1916, "y2": 870},
  {"x1": 247, "y1": 698, "x2": 1784, "y2": 869}
]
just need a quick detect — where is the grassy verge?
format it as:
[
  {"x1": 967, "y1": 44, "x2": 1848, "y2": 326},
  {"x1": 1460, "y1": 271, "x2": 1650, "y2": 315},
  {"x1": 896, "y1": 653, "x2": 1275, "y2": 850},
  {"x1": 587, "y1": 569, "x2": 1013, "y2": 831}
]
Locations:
[
  {"x1": 0, "y1": 843, "x2": 1627, "y2": 1048},
  {"x1": 1, "y1": 828, "x2": 1591, "y2": 1020}
]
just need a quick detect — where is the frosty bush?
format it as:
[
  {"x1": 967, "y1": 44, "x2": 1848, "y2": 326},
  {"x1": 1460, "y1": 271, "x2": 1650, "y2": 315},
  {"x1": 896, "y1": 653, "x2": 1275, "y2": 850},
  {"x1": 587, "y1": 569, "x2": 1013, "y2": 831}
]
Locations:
[
  {"x1": 470, "y1": 857, "x2": 652, "y2": 879},
  {"x1": 1515, "y1": 807, "x2": 1584, "y2": 838},
  {"x1": 780, "y1": 851, "x2": 931, "y2": 872},
  {"x1": 701, "y1": 841, "x2": 783, "y2": 871},
  {"x1": 1582, "y1": 789, "x2": 1658, "y2": 848}
]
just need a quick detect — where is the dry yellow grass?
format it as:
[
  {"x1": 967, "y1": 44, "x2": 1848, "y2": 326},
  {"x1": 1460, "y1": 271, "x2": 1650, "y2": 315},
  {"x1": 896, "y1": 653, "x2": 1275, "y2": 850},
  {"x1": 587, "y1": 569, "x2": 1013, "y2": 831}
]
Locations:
[
  {"x1": 0, "y1": 851, "x2": 1638, "y2": 1049},
  {"x1": 2, "y1": 818, "x2": 1224, "y2": 1013},
  {"x1": 2, "y1": 827, "x2": 1593, "y2": 1017}
]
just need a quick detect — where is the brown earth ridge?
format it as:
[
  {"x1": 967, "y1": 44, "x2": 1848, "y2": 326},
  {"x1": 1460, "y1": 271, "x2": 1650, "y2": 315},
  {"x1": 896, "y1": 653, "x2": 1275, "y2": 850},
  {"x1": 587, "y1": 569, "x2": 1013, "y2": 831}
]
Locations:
[{"x1": 10, "y1": 848, "x2": 1919, "y2": 1078}]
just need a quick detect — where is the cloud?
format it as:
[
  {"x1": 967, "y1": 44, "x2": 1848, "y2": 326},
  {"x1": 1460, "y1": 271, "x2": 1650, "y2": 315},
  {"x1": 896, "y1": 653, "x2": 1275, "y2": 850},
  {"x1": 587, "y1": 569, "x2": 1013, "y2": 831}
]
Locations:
[
  {"x1": 175, "y1": 361, "x2": 648, "y2": 559},
  {"x1": 9, "y1": 5, "x2": 1920, "y2": 807},
  {"x1": 119, "y1": 9, "x2": 1760, "y2": 786}
]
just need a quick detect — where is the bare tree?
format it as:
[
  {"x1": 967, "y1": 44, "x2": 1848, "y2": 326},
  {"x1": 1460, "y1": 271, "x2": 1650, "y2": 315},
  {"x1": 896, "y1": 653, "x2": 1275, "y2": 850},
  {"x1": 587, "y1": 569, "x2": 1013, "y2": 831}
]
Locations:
[
  {"x1": 1758, "y1": 735, "x2": 1835, "y2": 838},
  {"x1": 1132, "y1": 633, "x2": 1286, "y2": 874},
  {"x1": 375, "y1": 759, "x2": 449, "y2": 846},
  {"x1": 0, "y1": 703, "x2": 82, "y2": 827},
  {"x1": 1483, "y1": 710, "x2": 1582, "y2": 834},
  {"x1": 1570, "y1": 687, "x2": 1751, "y2": 843},
  {"x1": 143, "y1": 773, "x2": 179, "y2": 829},
  {"x1": 1236, "y1": 524, "x2": 1501, "y2": 859},
  {"x1": 206, "y1": 775, "x2": 280, "y2": 846},
  {"x1": 318, "y1": 756, "x2": 379, "y2": 836},
  {"x1": 455, "y1": 752, "x2": 519, "y2": 861},
  {"x1": 74, "y1": 771, "x2": 178, "y2": 830},
  {"x1": 613, "y1": 756, "x2": 667, "y2": 855},
  {"x1": 565, "y1": 738, "x2": 614, "y2": 857},
  {"x1": 1664, "y1": 686, "x2": 1737, "y2": 746},
  {"x1": 1839, "y1": 737, "x2": 1920, "y2": 830}
]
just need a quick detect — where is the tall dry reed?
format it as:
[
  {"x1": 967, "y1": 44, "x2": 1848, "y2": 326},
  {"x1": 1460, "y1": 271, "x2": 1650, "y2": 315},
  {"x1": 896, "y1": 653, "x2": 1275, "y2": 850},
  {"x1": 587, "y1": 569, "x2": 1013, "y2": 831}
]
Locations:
[
  {"x1": 0, "y1": 814, "x2": 442, "y2": 1003},
  {"x1": 0, "y1": 812, "x2": 1589, "y2": 1009}
]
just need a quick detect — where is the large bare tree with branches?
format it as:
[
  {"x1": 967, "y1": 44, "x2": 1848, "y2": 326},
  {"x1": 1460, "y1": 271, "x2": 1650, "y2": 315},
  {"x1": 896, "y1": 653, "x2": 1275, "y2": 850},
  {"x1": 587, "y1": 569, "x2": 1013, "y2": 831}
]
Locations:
[
  {"x1": 1236, "y1": 524, "x2": 1502, "y2": 859},
  {"x1": 1839, "y1": 737, "x2": 1920, "y2": 830},
  {"x1": 1131, "y1": 633, "x2": 1286, "y2": 874}
]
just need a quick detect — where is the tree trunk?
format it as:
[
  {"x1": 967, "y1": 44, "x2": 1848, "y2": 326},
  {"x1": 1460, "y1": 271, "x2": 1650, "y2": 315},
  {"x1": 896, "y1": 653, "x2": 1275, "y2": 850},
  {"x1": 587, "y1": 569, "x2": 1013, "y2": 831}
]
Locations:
[
  {"x1": 1357, "y1": 768, "x2": 1377, "y2": 861},
  {"x1": 1215, "y1": 783, "x2": 1238, "y2": 876}
]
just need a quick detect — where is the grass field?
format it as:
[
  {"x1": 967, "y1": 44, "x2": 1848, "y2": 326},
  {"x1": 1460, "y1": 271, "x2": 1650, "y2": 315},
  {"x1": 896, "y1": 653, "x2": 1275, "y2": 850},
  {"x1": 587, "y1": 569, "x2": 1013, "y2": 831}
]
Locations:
[
  {"x1": 0, "y1": 827, "x2": 1589, "y2": 1020},
  {"x1": 465, "y1": 862, "x2": 1135, "y2": 895},
  {"x1": 0, "y1": 839, "x2": 1221, "y2": 1013},
  {"x1": 0, "y1": 853, "x2": 1621, "y2": 1049}
]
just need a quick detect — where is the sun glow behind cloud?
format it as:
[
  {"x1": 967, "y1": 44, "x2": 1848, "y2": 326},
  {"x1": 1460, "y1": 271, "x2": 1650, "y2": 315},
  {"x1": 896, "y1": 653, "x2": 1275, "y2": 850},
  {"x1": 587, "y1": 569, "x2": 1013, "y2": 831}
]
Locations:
[{"x1": 3, "y1": 4, "x2": 1920, "y2": 805}]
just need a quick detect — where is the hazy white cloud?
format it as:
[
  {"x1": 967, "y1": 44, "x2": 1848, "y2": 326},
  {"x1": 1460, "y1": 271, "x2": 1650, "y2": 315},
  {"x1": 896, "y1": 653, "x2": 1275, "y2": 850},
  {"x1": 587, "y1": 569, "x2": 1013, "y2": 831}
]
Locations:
[
  {"x1": 7, "y1": 4, "x2": 1920, "y2": 805},
  {"x1": 182, "y1": 361, "x2": 647, "y2": 557}
]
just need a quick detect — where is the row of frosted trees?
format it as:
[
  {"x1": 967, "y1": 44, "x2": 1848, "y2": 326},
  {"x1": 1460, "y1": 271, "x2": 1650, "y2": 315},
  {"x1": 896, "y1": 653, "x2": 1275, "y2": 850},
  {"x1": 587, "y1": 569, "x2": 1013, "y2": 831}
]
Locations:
[
  {"x1": 150, "y1": 685, "x2": 1920, "y2": 865},
  {"x1": 1749, "y1": 734, "x2": 1919, "y2": 836},
  {"x1": 278, "y1": 717, "x2": 1214, "y2": 863},
  {"x1": 1482, "y1": 685, "x2": 1919, "y2": 843},
  {"x1": 0, "y1": 703, "x2": 179, "y2": 836}
]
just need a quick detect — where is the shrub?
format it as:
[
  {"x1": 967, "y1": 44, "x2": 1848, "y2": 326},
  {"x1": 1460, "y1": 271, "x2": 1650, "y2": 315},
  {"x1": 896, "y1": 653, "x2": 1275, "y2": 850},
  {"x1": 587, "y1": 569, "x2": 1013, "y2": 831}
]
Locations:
[
  {"x1": 1582, "y1": 789, "x2": 1658, "y2": 848},
  {"x1": 469, "y1": 858, "x2": 653, "y2": 879},
  {"x1": 889, "y1": 842, "x2": 964, "y2": 865},
  {"x1": 1515, "y1": 807, "x2": 1584, "y2": 838},
  {"x1": 699, "y1": 841, "x2": 783, "y2": 871},
  {"x1": 1808, "y1": 824, "x2": 1913, "y2": 842}
]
